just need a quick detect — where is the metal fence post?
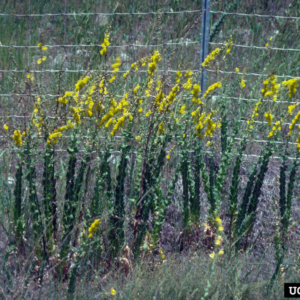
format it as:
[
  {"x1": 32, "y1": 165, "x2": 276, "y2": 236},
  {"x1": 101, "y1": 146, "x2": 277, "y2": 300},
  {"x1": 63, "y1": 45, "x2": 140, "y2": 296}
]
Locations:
[{"x1": 200, "y1": 0, "x2": 211, "y2": 95}]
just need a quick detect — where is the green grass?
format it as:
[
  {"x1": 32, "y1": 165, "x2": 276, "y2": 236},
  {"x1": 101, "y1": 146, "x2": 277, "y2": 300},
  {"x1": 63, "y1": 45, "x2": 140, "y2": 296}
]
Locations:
[{"x1": 1, "y1": 1, "x2": 300, "y2": 299}]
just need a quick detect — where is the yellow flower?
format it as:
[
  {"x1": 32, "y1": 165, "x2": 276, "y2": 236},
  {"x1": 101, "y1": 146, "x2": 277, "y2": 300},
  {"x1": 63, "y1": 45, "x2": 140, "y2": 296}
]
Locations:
[
  {"x1": 42, "y1": 56, "x2": 47, "y2": 61},
  {"x1": 215, "y1": 217, "x2": 222, "y2": 225},
  {"x1": 3, "y1": 124, "x2": 8, "y2": 131},
  {"x1": 209, "y1": 252, "x2": 215, "y2": 259},
  {"x1": 166, "y1": 154, "x2": 170, "y2": 160},
  {"x1": 37, "y1": 59, "x2": 42, "y2": 64},
  {"x1": 206, "y1": 141, "x2": 211, "y2": 146},
  {"x1": 218, "y1": 226, "x2": 224, "y2": 231},
  {"x1": 240, "y1": 80, "x2": 246, "y2": 89},
  {"x1": 42, "y1": 46, "x2": 47, "y2": 51},
  {"x1": 27, "y1": 74, "x2": 31, "y2": 79},
  {"x1": 111, "y1": 288, "x2": 116, "y2": 296},
  {"x1": 218, "y1": 249, "x2": 224, "y2": 256},
  {"x1": 235, "y1": 67, "x2": 239, "y2": 73},
  {"x1": 215, "y1": 239, "x2": 221, "y2": 245},
  {"x1": 183, "y1": 134, "x2": 186, "y2": 138},
  {"x1": 38, "y1": 42, "x2": 42, "y2": 47},
  {"x1": 136, "y1": 136, "x2": 140, "y2": 141}
]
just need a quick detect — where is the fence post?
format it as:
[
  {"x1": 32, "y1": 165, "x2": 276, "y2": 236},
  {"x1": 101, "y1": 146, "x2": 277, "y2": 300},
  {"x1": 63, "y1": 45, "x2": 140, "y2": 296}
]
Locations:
[{"x1": 199, "y1": 0, "x2": 211, "y2": 95}]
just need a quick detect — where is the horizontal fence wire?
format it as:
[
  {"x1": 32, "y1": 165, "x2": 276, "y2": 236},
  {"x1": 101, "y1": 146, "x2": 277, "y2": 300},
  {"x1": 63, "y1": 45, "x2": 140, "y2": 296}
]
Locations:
[
  {"x1": 1, "y1": 41, "x2": 300, "y2": 52},
  {"x1": 0, "y1": 68, "x2": 299, "y2": 79},
  {"x1": 0, "y1": 9, "x2": 202, "y2": 17},
  {"x1": 0, "y1": 147, "x2": 298, "y2": 161},
  {"x1": 0, "y1": 94, "x2": 299, "y2": 105},
  {"x1": 0, "y1": 9, "x2": 299, "y2": 19},
  {"x1": 1, "y1": 7, "x2": 300, "y2": 162},
  {"x1": 0, "y1": 133, "x2": 298, "y2": 147}
]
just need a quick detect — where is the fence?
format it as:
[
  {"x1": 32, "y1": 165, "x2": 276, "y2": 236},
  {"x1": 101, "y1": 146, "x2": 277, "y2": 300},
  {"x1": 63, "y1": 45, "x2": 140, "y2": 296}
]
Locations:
[{"x1": 1, "y1": 0, "x2": 300, "y2": 160}]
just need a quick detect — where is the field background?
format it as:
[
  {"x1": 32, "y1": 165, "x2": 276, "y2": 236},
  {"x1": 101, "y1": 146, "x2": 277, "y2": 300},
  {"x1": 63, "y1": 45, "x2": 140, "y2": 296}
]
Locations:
[{"x1": 1, "y1": 0, "x2": 300, "y2": 299}]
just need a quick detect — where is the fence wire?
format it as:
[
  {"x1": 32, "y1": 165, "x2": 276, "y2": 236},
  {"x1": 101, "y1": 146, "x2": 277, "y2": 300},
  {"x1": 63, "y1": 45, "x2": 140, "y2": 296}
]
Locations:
[{"x1": 1, "y1": 2, "x2": 300, "y2": 160}]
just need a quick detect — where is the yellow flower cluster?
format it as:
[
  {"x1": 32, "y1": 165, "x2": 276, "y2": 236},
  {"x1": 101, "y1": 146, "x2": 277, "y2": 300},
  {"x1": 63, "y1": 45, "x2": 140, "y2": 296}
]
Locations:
[
  {"x1": 202, "y1": 48, "x2": 221, "y2": 68},
  {"x1": 264, "y1": 112, "x2": 273, "y2": 126},
  {"x1": 247, "y1": 100, "x2": 262, "y2": 130},
  {"x1": 204, "y1": 111, "x2": 217, "y2": 137},
  {"x1": 202, "y1": 81, "x2": 222, "y2": 98},
  {"x1": 145, "y1": 110, "x2": 152, "y2": 117},
  {"x1": 84, "y1": 85, "x2": 96, "y2": 117},
  {"x1": 70, "y1": 106, "x2": 82, "y2": 125},
  {"x1": 159, "y1": 249, "x2": 165, "y2": 260},
  {"x1": 156, "y1": 79, "x2": 162, "y2": 91},
  {"x1": 36, "y1": 43, "x2": 47, "y2": 64},
  {"x1": 183, "y1": 70, "x2": 193, "y2": 90},
  {"x1": 192, "y1": 110, "x2": 217, "y2": 139},
  {"x1": 57, "y1": 91, "x2": 74, "y2": 105},
  {"x1": 124, "y1": 56, "x2": 151, "y2": 79},
  {"x1": 282, "y1": 78, "x2": 300, "y2": 98},
  {"x1": 133, "y1": 84, "x2": 140, "y2": 95},
  {"x1": 266, "y1": 34, "x2": 277, "y2": 48},
  {"x1": 110, "y1": 108, "x2": 133, "y2": 136},
  {"x1": 27, "y1": 73, "x2": 34, "y2": 81},
  {"x1": 47, "y1": 120, "x2": 75, "y2": 144},
  {"x1": 159, "y1": 84, "x2": 180, "y2": 112},
  {"x1": 208, "y1": 215, "x2": 224, "y2": 260},
  {"x1": 99, "y1": 77, "x2": 108, "y2": 95},
  {"x1": 176, "y1": 70, "x2": 182, "y2": 83},
  {"x1": 148, "y1": 50, "x2": 161, "y2": 76},
  {"x1": 288, "y1": 111, "x2": 300, "y2": 135},
  {"x1": 215, "y1": 234, "x2": 222, "y2": 246},
  {"x1": 145, "y1": 78, "x2": 153, "y2": 98},
  {"x1": 38, "y1": 43, "x2": 48, "y2": 51},
  {"x1": 75, "y1": 76, "x2": 90, "y2": 92},
  {"x1": 32, "y1": 97, "x2": 43, "y2": 132},
  {"x1": 209, "y1": 249, "x2": 224, "y2": 259},
  {"x1": 288, "y1": 104, "x2": 297, "y2": 115},
  {"x1": 37, "y1": 56, "x2": 47, "y2": 65},
  {"x1": 225, "y1": 36, "x2": 233, "y2": 54},
  {"x1": 158, "y1": 122, "x2": 165, "y2": 135},
  {"x1": 240, "y1": 79, "x2": 246, "y2": 89},
  {"x1": 99, "y1": 96, "x2": 130, "y2": 130},
  {"x1": 268, "y1": 120, "x2": 282, "y2": 139},
  {"x1": 111, "y1": 288, "x2": 116, "y2": 297},
  {"x1": 12, "y1": 130, "x2": 22, "y2": 147},
  {"x1": 88, "y1": 219, "x2": 101, "y2": 238},
  {"x1": 191, "y1": 84, "x2": 201, "y2": 104},
  {"x1": 109, "y1": 57, "x2": 121, "y2": 83},
  {"x1": 261, "y1": 75, "x2": 280, "y2": 101},
  {"x1": 155, "y1": 91, "x2": 165, "y2": 108},
  {"x1": 215, "y1": 217, "x2": 224, "y2": 232},
  {"x1": 166, "y1": 145, "x2": 176, "y2": 160},
  {"x1": 100, "y1": 33, "x2": 110, "y2": 56},
  {"x1": 179, "y1": 104, "x2": 186, "y2": 115},
  {"x1": 138, "y1": 99, "x2": 143, "y2": 113}
]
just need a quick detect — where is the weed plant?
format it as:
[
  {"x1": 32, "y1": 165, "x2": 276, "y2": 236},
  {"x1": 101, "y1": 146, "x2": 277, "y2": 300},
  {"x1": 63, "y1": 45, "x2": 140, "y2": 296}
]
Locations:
[{"x1": 1, "y1": 0, "x2": 300, "y2": 299}]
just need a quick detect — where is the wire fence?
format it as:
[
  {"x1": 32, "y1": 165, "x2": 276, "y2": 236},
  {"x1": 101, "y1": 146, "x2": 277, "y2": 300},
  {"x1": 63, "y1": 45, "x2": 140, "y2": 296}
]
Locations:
[{"x1": 1, "y1": 0, "x2": 300, "y2": 160}]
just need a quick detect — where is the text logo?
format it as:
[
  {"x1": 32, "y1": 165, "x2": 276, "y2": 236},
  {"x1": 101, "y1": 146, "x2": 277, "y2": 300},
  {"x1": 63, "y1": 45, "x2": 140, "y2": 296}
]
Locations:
[{"x1": 284, "y1": 283, "x2": 300, "y2": 298}]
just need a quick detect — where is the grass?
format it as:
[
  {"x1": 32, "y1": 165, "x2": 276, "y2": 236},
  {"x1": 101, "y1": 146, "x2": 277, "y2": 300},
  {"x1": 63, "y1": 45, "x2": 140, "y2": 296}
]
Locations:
[{"x1": 1, "y1": 0, "x2": 300, "y2": 299}]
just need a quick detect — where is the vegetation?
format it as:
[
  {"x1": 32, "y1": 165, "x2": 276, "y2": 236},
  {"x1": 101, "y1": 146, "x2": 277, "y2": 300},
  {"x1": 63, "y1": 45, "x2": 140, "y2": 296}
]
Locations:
[{"x1": 1, "y1": 0, "x2": 300, "y2": 299}]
